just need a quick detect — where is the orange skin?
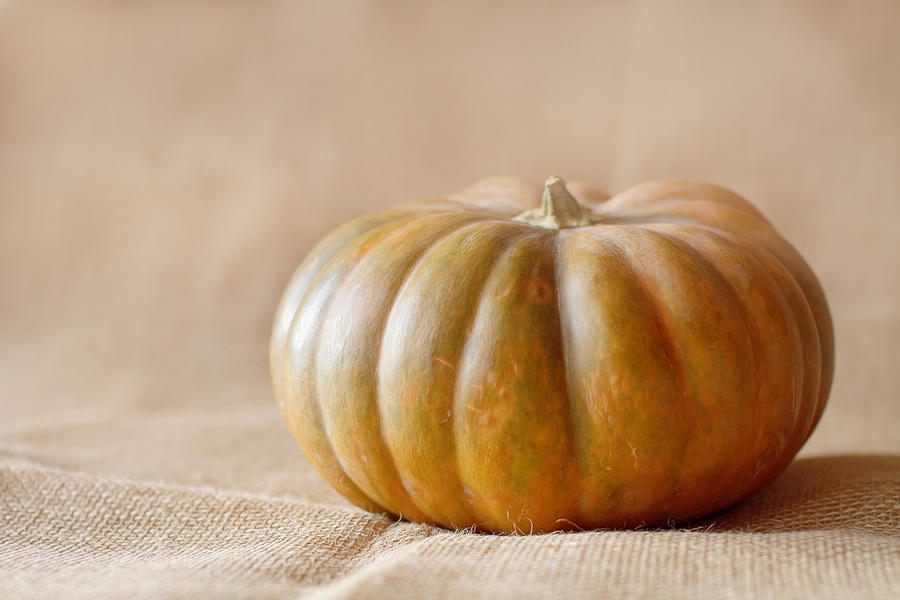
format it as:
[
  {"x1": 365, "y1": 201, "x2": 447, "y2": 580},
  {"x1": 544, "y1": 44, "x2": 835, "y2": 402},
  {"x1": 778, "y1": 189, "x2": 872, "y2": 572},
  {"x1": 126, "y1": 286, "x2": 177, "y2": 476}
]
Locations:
[{"x1": 270, "y1": 176, "x2": 834, "y2": 534}]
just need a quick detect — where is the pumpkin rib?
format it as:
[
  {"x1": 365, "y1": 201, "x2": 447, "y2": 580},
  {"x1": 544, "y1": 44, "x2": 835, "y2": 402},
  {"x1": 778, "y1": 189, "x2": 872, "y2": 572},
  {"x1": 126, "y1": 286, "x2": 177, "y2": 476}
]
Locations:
[
  {"x1": 701, "y1": 227, "x2": 831, "y2": 447},
  {"x1": 271, "y1": 208, "x2": 435, "y2": 400},
  {"x1": 279, "y1": 211, "x2": 513, "y2": 521},
  {"x1": 553, "y1": 230, "x2": 611, "y2": 527},
  {"x1": 664, "y1": 221, "x2": 827, "y2": 446},
  {"x1": 444, "y1": 228, "x2": 534, "y2": 531},
  {"x1": 449, "y1": 176, "x2": 545, "y2": 213},
  {"x1": 314, "y1": 212, "x2": 496, "y2": 522},
  {"x1": 587, "y1": 229, "x2": 694, "y2": 525},
  {"x1": 446, "y1": 198, "x2": 525, "y2": 218},
  {"x1": 281, "y1": 210, "x2": 493, "y2": 518},
  {"x1": 279, "y1": 214, "x2": 442, "y2": 516},
  {"x1": 604, "y1": 180, "x2": 770, "y2": 223},
  {"x1": 611, "y1": 228, "x2": 697, "y2": 522},
  {"x1": 638, "y1": 224, "x2": 806, "y2": 509},
  {"x1": 549, "y1": 231, "x2": 584, "y2": 528},
  {"x1": 656, "y1": 223, "x2": 819, "y2": 434},
  {"x1": 367, "y1": 216, "x2": 513, "y2": 525},
  {"x1": 598, "y1": 201, "x2": 772, "y2": 236},
  {"x1": 449, "y1": 235, "x2": 540, "y2": 532},
  {"x1": 562, "y1": 226, "x2": 731, "y2": 526},
  {"x1": 391, "y1": 200, "x2": 506, "y2": 218},
  {"x1": 739, "y1": 233, "x2": 832, "y2": 442},
  {"x1": 451, "y1": 230, "x2": 577, "y2": 533},
  {"x1": 377, "y1": 219, "x2": 531, "y2": 530},
  {"x1": 613, "y1": 226, "x2": 758, "y2": 520},
  {"x1": 276, "y1": 206, "x2": 488, "y2": 377},
  {"x1": 607, "y1": 195, "x2": 832, "y2": 416},
  {"x1": 659, "y1": 223, "x2": 825, "y2": 511},
  {"x1": 637, "y1": 197, "x2": 769, "y2": 223},
  {"x1": 468, "y1": 199, "x2": 532, "y2": 218}
]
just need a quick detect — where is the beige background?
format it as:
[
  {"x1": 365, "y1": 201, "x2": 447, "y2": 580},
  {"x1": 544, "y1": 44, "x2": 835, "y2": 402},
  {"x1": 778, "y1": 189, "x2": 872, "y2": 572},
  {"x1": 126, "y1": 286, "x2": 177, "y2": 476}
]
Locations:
[{"x1": 2, "y1": 1, "x2": 898, "y2": 598}]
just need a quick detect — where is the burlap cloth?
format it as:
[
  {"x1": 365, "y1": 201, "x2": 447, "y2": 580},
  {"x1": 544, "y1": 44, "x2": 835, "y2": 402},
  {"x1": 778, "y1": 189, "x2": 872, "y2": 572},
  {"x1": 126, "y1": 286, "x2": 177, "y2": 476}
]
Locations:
[{"x1": 2, "y1": 1, "x2": 898, "y2": 598}]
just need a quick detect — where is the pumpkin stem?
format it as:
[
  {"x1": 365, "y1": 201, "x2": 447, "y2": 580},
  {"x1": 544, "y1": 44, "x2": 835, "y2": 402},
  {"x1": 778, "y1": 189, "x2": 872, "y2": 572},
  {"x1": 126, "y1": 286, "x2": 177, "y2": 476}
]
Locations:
[{"x1": 513, "y1": 176, "x2": 593, "y2": 229}]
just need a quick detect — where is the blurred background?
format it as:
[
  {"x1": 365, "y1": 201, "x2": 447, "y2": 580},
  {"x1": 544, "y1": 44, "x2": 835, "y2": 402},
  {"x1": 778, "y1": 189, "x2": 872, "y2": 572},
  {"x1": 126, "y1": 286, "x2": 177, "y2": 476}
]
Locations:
[{"x1": 1, "y1": 0, "x2": 898, "y2": 495}]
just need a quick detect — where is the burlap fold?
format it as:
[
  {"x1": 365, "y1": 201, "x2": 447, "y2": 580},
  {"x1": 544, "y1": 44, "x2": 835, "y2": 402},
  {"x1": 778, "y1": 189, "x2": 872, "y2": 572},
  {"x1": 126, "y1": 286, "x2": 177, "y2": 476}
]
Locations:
[{"x1": 3, "y1": 455, "x2": 898, "y2": 599}]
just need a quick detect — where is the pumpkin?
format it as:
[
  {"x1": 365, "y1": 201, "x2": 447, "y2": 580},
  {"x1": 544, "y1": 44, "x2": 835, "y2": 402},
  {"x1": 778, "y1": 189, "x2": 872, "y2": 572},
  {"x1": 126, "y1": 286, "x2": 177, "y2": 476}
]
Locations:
[{"x1": 270, "y1": 176, "x2": 833, "y2": 533}]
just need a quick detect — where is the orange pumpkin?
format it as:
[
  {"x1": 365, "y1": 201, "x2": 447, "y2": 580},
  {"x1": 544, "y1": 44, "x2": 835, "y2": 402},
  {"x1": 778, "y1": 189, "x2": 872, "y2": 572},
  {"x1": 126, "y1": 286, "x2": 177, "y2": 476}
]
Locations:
[{"x1": 270, "y1": 176, "x2": 833, "y2": 533}]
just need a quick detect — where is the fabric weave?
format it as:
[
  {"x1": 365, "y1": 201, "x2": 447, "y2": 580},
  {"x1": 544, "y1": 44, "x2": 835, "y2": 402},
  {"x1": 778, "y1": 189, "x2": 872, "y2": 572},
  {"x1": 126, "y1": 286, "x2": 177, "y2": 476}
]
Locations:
[{"x1": 3, "y1": 457, "x2": 898, "y2": 599}]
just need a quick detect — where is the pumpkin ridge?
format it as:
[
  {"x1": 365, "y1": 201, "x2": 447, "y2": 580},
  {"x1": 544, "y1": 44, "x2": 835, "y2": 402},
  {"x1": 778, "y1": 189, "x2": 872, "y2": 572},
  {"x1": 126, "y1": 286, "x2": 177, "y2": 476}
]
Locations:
[
  {"x1": 284, "y1": 211, "x2": 484, "y2": 517},
  {"x1": 271, "y1": 209, "x2": 427, "y2": 400},
  {"x1": 448, "y1": 236, "x2": 533, "y2": 531},
  {"x1": 378, "y1": 220, "x2": 533, "y2": 528},
  {"x1": 606, "y1": 181, "x2": 770, "y2": 223},
  {"x1": 636, "y1": 225, "x2": 786, "y2": 508},
  {"x1": 596, "y1": 202, "x2": 772, "y2": 234},
  {"x1": 291, "y1": 210, "x2": 496, "y2": 320},
  {"x1": 594, "y1": 229, "x2": 694, "y2": 525},
  {"x1": 648, "y1": 223, "x2": 818, "y2": 435},
  {"x1": 280, "y1": 215, "x2": 440, "y2": 515},
  {"x1": 641, "y1": 197, "x2": 770, "y2": 223},
  {"x1": 614, "y1": 226, "x2": 735, "y2": 522},
  {"x1": 658, "y1": 221, "x2": 827, "y2": 444},
  {"x1": 280, "y1": 209, "x2": 476, "y2": 393},
  {"x1": 315, "y1": 212, "x2": 494, "y2": 521},
  {"x1": 550, "y1": 231, "x2": 586, "y2": 527},
  {"x1": 372, "y1": 218, "x2": 518, "y2": 527},
  {"x1": 719, "y1": 229, "x2": 822, "y2": 465},
  {"x1": 738, "y1": 234, "x2": 831, "y2": 438},
  {"x1": 451, "y1": 230, "x2": 573, "y2": 532},
  {"x1": 720, "y1": 229, "x2": 834, "y2": 440}
]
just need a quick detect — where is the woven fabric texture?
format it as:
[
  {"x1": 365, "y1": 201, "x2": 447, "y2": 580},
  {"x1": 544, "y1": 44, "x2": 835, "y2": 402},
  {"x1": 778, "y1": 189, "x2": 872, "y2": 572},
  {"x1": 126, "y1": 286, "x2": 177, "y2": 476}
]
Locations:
[
  {"x1": 4, "y1": 456, "x2": 899, "y2": 599},
  {"x1": 1, "y1": 1, "x2": 899, "y2": 598}
]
